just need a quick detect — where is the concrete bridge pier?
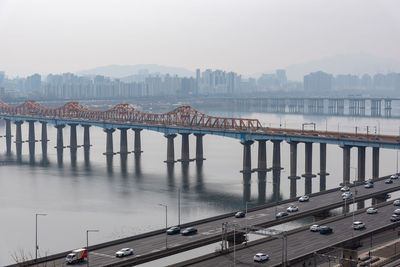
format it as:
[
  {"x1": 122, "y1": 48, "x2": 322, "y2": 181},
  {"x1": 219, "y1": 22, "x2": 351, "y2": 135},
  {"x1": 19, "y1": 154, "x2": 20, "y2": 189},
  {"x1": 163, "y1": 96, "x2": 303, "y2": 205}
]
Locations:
[
  {"x1": 5, "y1": 119, "x2": 12, "y2": 155},
  {"x1": 27, "y1": 120, "x2": 36, "y2": 159},
  {"x1": 194, "y1": 133, "x2": 205, "y2": 161},
  {"x1": 240, "y1": 140, "x2": 254, "y2": 173},
  {"x1": 372, "y1": 147, "x2": 379, "y2": 179},
  {"x1": 318, "y1": 143, "x2": 329, "y2": 192},
  {"x1": 55, "y1": 124, "x2": 65, "y2": 150},
  {"x1": 357, "y1": 146, "x2": 366, "y2": 181},
  {"x1": 342, "y1": 145, "x2": 352, "y2": 185},
  {"x1": 41, "y1": 122, "x2": 48, "y2": 156},
  {"x1": 104, "y1": 128, "x2": 116, "y2": 155},
  {"x1": 164, "y1": 134, "x2": 177, "y2": 163},
  {"x1": 255, "y1": 140, "x2": 267, "y2": 172},
  {"x1": 258, "y1": 171, "x2": 266, "y2": 204},
  {"x1": 132, "y1": 128, "x2": 143, "y2": 154},
  {"x1": 302, "y1": 142, "x2": 316, "y2": 195},
  {"x1": 178, "y1": 133, "x2": 192, "y2": 162},
  {"x1": 68, "y1": 124, "x2": 78, "y2": 151},
  {"x1": 243, "y1": 173, "x2": 251, "y2": 204},
  {"x1": 272, "y1": 140, "x2": 283, "y2": 170},
  {"x1": 118, "y1": 128, "x2": 129, "y2": 155},
  {"x1": 82, "y1": 125, "x2": 91, "y2": 151},
  {"x1": 14, "y1": 121, "x2": 23, "y2": 157},
  {"x1": 288, "y1": 141, "x2": 300, "y2": 198}
]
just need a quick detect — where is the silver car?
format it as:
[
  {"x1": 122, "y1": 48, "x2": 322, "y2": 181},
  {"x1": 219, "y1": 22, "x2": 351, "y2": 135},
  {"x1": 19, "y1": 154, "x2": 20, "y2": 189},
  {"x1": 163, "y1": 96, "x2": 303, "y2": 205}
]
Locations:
[
  {"x1": 115, "y1": 248, "x2": 134, "y2": 257},
  {"x1": 366, "y1": 208, "x2": 377, "y2": 214}
]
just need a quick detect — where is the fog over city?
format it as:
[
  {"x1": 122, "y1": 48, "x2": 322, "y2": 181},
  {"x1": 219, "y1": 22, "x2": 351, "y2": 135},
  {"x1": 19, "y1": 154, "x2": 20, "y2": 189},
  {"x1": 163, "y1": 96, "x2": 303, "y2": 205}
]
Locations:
[{"x1": 1, "y1": 0, "x2": 400, "y2": 77}]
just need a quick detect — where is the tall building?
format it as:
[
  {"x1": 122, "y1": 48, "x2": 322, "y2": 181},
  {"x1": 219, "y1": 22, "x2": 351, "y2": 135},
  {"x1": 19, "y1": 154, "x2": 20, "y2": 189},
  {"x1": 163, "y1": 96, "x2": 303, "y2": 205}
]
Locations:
[
  {"x1": 0, "y1": 71, "x2": 4, "y2": 86},
  {"x1": 195, "y1": 69, "x2": 200, "y2": 95},
  {"x1": 276, "y1": 69, "x2": 287, "y2": 86},
  {"x1": 26, "y1": 73, "x2": 41, "y2": 91},
  {"x1": 303, "y1": 71, "x2": 333, "y2": 91}
]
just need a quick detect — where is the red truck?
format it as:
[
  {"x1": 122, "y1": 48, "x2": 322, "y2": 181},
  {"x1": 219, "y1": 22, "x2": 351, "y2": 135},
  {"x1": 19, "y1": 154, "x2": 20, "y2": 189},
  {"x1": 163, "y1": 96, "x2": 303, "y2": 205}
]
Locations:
[{"x1": 65, "y1": 248, "x2": 87, "y2": 264}]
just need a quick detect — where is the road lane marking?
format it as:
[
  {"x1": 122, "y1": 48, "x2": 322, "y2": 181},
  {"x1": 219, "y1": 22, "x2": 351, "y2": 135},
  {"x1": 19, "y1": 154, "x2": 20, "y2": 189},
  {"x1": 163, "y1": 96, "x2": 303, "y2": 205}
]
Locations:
[{"x1": 90, "y1": 252, "x2": 115, "y2": 259}]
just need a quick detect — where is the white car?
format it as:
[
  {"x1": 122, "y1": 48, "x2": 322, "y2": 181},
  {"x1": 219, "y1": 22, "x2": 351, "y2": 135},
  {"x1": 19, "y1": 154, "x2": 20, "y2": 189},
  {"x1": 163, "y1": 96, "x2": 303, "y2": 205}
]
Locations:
[
  {"x1": 287, "y1": 205, "x2": 299, "y2": 212},
  {"x1": 341, "y1": 186, "x2": 350, "y2": 192},
  {"x1": 394, "y1": 200, "x2": 400, "y2": 206},
  {"x1": 299, "y1": 195, "x2": 309, "y2": 202},
  {"x1": 352, "y1": 221, "x2": 365, "y2": 230},
  {"x1": 391, "y1": 174, "x2": 399, "y2": 180},
  {"x1": 342, "y1": 192, "x2": 353, "y2": 200},
  {"x1": 253, "y1": 253, "x2": 269, "y2": 262},
  {"x1": 310, "y1": 224, "x2": 320, "y2": 232},
  {"x1": 394, "y1": 209, "x2": 400, "y2": 215},
  {"x1": 366, "y1": 208, "x2": 378, "y2": 214},
  {"x1": 115, "y1": 248, "x2": 134, "y2": 258}
]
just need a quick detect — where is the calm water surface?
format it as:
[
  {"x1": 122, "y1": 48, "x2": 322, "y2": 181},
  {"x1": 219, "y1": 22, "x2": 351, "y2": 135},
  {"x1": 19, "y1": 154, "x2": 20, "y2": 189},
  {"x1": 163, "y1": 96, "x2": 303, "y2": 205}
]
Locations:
[{"x1": 0, "y1": 110, "x2": 400, "y2": 265}]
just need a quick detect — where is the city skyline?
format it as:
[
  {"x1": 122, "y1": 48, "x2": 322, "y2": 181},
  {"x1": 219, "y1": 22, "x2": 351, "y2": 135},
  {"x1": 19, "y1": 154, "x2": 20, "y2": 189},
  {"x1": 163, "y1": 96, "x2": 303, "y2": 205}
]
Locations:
[{"x1": 1, "y1": 0, "x2": 400, "y2": 77}]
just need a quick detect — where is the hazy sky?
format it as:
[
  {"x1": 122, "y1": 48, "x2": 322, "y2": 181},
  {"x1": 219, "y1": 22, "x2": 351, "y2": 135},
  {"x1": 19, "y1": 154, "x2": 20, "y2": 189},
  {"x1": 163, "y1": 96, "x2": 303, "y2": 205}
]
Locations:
[{"x1": 0, "y1": 0, "x2": 399, "y2": 77}]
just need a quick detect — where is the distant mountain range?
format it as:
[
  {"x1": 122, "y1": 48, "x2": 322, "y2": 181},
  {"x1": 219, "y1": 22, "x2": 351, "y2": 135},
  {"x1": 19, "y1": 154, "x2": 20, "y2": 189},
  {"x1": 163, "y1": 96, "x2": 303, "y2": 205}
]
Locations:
[
  {"x1": 76, "y1": 64, "x2": 195, "y2": 78},
  {"x1": 75, "y1": 53, "x2": 400, "y2": 82},
  {"x1": 283, "y1": 53, "x2": 400, "y2": 81}
]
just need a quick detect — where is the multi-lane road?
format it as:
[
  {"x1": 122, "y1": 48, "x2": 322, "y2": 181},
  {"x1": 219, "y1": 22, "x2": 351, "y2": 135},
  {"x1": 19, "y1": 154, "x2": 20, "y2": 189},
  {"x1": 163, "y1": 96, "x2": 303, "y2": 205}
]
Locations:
[
  {"x1": 11, "y1": 175, "x2": 400, "y2": 267},
  {"x1": 173, "y1": 200, "x2": 400, "y2": 267}
]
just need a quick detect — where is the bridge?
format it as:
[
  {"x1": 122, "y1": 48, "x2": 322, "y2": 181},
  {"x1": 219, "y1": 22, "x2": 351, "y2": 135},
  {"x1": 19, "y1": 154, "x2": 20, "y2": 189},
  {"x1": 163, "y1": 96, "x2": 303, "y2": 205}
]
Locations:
[
  {"x1": 9, "y1": 174, "x2": 400, "y2": 267},
  {"x1": 1, "y1": 99, "x2": 400, "y2": 194}
]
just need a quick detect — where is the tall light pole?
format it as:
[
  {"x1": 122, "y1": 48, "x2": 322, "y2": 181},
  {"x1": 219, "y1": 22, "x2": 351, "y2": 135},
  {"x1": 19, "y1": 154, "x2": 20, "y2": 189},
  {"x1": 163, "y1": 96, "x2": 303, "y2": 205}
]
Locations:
[
  {"x1": 245, "y1": 201, "x2": 254, "y2": 243},
  {"x1": 35, "y1": 213, "x2": 47, "y2": 261},
  {"x1": 158, "y1": 203, "x2": 168, "y2": 249},
  {"x1": 397, "y1": 150, "x2": 399, "y2": 174},
  {"x1": 86, "y1": 229, "x2": 99, "y2": 267}
]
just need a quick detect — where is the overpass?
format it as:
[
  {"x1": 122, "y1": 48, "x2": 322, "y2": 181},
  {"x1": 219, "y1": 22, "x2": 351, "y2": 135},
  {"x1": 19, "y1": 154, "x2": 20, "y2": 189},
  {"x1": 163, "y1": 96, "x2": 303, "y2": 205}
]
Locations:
[
  {"x1": 10, "y1": 174, "x2": 400, "y2": 267},
  {"x1": 1, "y1": 100, "x2": 400, "y2": 191},
  {"x1": 172, "y1": 199, "x2": 400, "y2": 267}
]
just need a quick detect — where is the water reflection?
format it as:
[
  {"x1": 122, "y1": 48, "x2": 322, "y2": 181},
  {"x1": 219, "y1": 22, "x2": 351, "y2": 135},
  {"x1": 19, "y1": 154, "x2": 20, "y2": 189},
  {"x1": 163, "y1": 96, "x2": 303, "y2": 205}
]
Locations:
[
  {"x1": 195, "y1": 161, "x2": 204, "y2": 192},
  {"x1": 84, "y1": 149, "x2": 91, "y2": 171},
  {"x1": 120, "y1": 153, "x2": 128, "y2": 177},
  {"x1": 257, "y1": 171, "x2": 266, "y2": 204},
  {"x1": 57, "y1": 148, "x2": 63, "y2": 168},
  {"x1": 166, "y1": 162, "x2": 174, "y2": 187},
  {"x1": 181, "y1": 162, "x2": 189, "y2": 190},
  {"x1": 134, "y1": 154, "x2": 142, "y2": 178},
  {"x1": 106, "y1": 154, "x2": 113, "y2": 175}
]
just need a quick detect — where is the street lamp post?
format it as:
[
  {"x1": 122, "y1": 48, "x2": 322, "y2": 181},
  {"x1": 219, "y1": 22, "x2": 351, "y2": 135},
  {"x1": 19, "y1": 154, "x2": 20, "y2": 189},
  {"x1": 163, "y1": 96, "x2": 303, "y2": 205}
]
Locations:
[
  {"x1": 86, "y1": 229, "x2": 99, "y2": 267},
  {"x1": 158, "y1": 203, "x2": 168, "y2": 249},
  {"x1": 397, "y1": 150, "x2": 399, "y2": 174},
  {"x1": 35, "y1": 213, "x2": 47, "y2": 261},
  {"x1": 178, "y1": 188, "x2": 181, "y2": 226}
]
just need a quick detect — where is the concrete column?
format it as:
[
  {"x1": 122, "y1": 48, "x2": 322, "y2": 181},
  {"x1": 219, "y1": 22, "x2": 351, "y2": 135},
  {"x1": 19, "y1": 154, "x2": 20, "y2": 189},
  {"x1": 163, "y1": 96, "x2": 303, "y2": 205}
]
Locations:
[
  {"x1": 342, "y1": 145, "x2": 352, "y2": 185},
  {"x1": 133, "y1": 128, "x2": 143, "y2": 154},
  {"x1": 194, "y1": 133, "x2": 205, "y2": 161},
  {"x1": 318, "y1": 143, "x2": 329, "y2": 192},
  {"x1": 118, "y1": 128, "x2": 128, "y2": 154},
  {"x1": 258, "y1": 171, "x2": 266, "y2": 203},
  {"x1": 41, "y1": 122, "x2": 48, "y2": 156},
  {"x1": 82, "y1": 125, "x2": 91, "y2": 151},
  {"x1": 5, "y1": 119, "x2": 12, "y2": 154},
  {"x1": 257, "y1": 140, "x2": 267, "y2": 171},
  {"x1": 179, "y1": 133, "x2": 191, "y2": 162},
  {"x1": 28, "y1": 120, "x2": 36, "y2": 157},
  {"x1": 164, "y1": 134, "x2": 177, "y2": 163},
  {"x1": 55, "y1": 124, "x2": 65, "y2": 150},
  {"x1": 372, "y1": 147, "x2": 380, "y2": 179},
  {"x1": 241, "y1": 140, "x2": 254, "y2": 173},
  {"x1": 243, "y1": 173, "x2": 251, "y2": 203},
  {"x1": 272, "y1": 140, "x2": 283, "y2": 170},
  {"x1": 15, "y1": 121, "x2": 23, "y2": 157},
  {"x1": 357, "y1": 146, "x2": 366, "y2": 181},
  {"x1": 68, "y1": 124, "x2": 78, "y2": 150},
  {"x1": 302, "y1": 142, "x2": 316, "y2": 195},
  {"x1": 288, "y1": 141, "x2": 299, "y2": 198},
  {"x1": 104, "y1": 128, "x2": 115, "y2": 155}
]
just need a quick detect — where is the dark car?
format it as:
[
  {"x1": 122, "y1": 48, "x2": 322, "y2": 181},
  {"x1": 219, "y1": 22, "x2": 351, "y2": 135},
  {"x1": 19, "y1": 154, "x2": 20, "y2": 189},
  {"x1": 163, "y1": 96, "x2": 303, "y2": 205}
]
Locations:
[
  {"x1": 276, "y1": 212, "x2": 289, "y2": 219},
  {"x1": 385, "y1": 179, "x2": 393, "y2": 184},
  {"x1": 319, "y1": 226, "x2": 333, "y2": 235},
  {"x1": 235, "y1": 211, "x2": 245, "y2": 218},
  {"x1": 182, "y1": 227, "x2": 198, "y2": 236},
  {"x1": 391, "y1": 215, "x2": 400, "y2": 222},
  {"x1": 166, "y1": 226, "x2": 180, "y2": 235}
]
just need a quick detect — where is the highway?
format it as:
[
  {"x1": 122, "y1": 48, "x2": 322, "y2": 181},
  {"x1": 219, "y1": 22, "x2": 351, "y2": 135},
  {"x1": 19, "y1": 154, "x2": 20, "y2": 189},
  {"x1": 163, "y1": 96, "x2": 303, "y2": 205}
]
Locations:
[
  {"x1": 173, "y1": 200, "x2": 400, "y2": 267},
  {"x1": 9, "y1": 174, "x2": 400, "y2": 267}
]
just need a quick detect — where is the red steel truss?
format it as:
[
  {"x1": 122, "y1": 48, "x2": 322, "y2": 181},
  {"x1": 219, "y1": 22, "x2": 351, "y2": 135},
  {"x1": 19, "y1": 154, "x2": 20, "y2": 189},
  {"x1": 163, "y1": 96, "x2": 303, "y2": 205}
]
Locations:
[{"x1": 0, "y1": 100, "x2": 263, "y2": 131}]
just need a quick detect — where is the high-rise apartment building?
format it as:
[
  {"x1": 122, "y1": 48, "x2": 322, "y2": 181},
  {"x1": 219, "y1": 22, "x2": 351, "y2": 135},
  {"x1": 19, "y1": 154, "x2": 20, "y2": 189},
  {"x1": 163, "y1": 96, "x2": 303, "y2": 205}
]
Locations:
[{"x1": 304, "y1": 71, "x2": 333, "y2": 91}]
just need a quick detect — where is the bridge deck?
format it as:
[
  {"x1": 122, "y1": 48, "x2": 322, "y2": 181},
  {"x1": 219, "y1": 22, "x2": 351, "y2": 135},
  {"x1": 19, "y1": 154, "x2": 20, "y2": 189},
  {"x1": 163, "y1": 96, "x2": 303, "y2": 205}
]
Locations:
[{"x1": 12, "y1": 174, "x2": 400, "y2": 267}]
